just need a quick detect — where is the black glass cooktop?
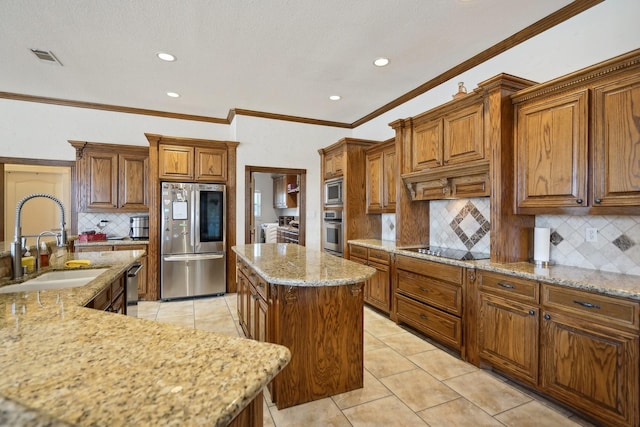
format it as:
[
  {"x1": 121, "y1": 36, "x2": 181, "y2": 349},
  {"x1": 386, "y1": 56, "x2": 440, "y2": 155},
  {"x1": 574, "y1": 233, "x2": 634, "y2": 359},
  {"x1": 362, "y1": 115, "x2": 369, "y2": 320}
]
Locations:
[{"x1": 402, "y1": 246, "x2": 490, "y2": 261}]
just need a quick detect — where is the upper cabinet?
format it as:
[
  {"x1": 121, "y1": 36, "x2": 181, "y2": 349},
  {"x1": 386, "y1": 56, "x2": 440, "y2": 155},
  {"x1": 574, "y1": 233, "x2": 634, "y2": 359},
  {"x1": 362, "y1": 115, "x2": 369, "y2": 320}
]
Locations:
[
  {"x1": 323, "y1": 147, "x2": 344, "y2": 180},
  {"x1": 366, "y1": 139, "x2": 396, "y2": 214},
  {"x1": 513, "y1": 50, "x2": 640, "y2": 215},
  {"x1": 412, "y1": 103, "x2": 484, "y2": 171},
  {"x1": 70, "y1": 141, "x2": 149, "y2": 212},
  {"x1": 273, "y1": 174, "x2": 298, "y2": 209},
  {"x1": 159, "y1": 144, "x2": 227, "y2": 182}
]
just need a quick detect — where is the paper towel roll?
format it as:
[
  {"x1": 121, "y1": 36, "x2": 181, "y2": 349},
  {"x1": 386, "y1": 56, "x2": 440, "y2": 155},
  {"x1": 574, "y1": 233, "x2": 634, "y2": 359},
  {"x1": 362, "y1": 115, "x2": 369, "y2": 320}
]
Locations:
[{"x1": 534, "y1": 227, "x2": 550, "y2": 263}]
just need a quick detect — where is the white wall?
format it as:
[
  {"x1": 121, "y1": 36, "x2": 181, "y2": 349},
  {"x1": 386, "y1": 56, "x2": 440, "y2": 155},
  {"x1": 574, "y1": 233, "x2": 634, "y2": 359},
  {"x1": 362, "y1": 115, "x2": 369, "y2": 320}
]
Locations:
[{"x1": 352, "y1": 0, "x2": 640, "y2": 140}]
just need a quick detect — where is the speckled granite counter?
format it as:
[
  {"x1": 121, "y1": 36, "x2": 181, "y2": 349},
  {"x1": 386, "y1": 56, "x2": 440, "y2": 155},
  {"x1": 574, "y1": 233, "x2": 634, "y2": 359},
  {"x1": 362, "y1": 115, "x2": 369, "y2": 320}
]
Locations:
[
  {"x1": 74, "y1": 238, "x2": 149, "y2": 248},
  {"x1": 0, "y1": 250, "x2": 290, "y2": 426},
  {"x1": 349, "y1": 239, "x2": 640, "y2": 301},
  {"x1": 232, "y1": 243, "x2": 376, "y2": 286}
]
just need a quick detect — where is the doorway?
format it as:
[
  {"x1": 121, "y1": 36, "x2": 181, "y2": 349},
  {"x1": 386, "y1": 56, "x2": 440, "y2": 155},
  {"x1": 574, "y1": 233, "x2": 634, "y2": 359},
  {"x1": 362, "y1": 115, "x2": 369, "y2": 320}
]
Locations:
[
  {"x1": 0, "y1": 157, "x2": 76, "y2": 244},
  {"x1": 244, "y1": 166, "x2": 306, "y2": 246}
]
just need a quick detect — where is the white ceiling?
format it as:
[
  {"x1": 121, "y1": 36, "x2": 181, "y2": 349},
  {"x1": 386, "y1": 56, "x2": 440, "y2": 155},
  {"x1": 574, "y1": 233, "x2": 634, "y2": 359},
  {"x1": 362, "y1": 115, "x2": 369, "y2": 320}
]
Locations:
[{"x1": 1, "y1": 0, "x2": 577, "y2": 124}]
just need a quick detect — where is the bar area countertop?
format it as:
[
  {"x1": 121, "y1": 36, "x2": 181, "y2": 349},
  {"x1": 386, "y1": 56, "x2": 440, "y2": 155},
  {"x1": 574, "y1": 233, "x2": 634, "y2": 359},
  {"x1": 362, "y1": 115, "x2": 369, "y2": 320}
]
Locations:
[
  {"x1": 0, "y1": 249, "x2": 291, "y2": 427},
  {"x1": 232, "y1": 243, "x2": 376, "y2": 286}
]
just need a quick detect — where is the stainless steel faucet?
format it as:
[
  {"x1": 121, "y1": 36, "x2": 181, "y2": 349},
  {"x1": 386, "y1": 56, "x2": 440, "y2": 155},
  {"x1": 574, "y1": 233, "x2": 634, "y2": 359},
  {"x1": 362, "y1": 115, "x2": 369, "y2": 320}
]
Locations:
[{"x1": 11, "y1": 193, "x2": 68, "y2": 280}]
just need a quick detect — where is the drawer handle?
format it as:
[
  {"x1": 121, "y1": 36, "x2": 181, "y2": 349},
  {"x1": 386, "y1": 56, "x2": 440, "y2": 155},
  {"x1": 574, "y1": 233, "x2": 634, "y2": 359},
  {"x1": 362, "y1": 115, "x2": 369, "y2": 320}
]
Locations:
[
  {"x1": 544, "y1": 314, "x2": 551, "y2": 320},
  {"x1": 573, "y1": 300, "x2": 601, "y2": 310},
  {"x1": 420, "y1": 314, "x2": 428, "y2": 320},
  {"x1": 419, "y1": 287, "x2": 429, "y2": 293},
  {"x1": 594, "y1": 198, "x2": 602, "y2": 204},
  {"x1": 497, "y1": 282, "x2": 515, "y2": 289},
  {"x1": 529, "y1": 310, "x2": 535, "y2": 316},
  {"x1": 576, "y1": 199, "x2": 583, "y2": 204}
]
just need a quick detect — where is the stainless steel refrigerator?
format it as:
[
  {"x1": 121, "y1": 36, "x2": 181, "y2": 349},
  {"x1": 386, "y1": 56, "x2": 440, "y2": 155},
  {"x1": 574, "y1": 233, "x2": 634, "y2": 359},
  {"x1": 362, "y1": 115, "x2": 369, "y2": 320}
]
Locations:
[{"x1": 161, "y1": 182, "x2": 226, "y2": 300}]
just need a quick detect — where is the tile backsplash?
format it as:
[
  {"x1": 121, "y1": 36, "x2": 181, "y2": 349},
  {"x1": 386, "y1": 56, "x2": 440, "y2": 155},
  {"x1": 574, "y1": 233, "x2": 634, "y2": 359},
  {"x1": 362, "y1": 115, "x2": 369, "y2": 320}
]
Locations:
[
  {"x1": 430, "y1": 198, "x2": 491, "y2": 254},
  {"x1": 537, "y1": 215, "x2": 640, "y2": 276},
  {"x1": 78, "y1": 212, "x2": 134, "y2": 238},
  {"x1": 381, "y1": 213, "x2": 396, "y2": 241}
]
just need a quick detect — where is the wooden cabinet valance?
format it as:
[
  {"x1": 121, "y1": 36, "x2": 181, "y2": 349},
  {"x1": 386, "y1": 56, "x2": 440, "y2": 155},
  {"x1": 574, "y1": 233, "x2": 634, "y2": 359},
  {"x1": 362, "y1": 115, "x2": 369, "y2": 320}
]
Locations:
[{"x1": 159, "y1": 144, "x2": 227, "y2": 182}]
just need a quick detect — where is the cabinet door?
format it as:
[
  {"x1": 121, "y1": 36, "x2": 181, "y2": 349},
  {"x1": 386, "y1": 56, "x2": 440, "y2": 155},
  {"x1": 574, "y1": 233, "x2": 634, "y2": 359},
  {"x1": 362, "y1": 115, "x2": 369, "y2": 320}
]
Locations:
[
  {"x1": 368, "y1": 260, "x2": 390, "y2": 312},
  {"x1": 349, "y1": 255, "x2": 369, "y2": 301},
  {"x1": 443, "y1": 103, "x2": 484, "y2": 166},
  {"x1": 382, "y1": 147, "x2": 396, "y2": 212},
  {"x1": 256, "y1": 297, "x2": 268, "y2": 343},
  {"x1": 118, "y1": 152, "x2": 148, "y2": 210},
  {"x1": 195, "y1": 147, "x2": 227, "y2": 182},
  {"x1": 593, "y1": 75, "x2": 640, "y2": 208},
  {"x1": 324, "y1": 150, "x2": 344, "y2": 179},
  {"x1": 237, "y1": 271, "x2": 250, "y2": 337},
  {"x1": 159, "y1": 144, "x2": 194, "y2": 180},
  {"x1": 86, "y1": 151, "x2": 118, "y2": 210},
  {"x1": 478, "y1": 293, "x2": 539, "y2": 386},
  {"x1": 411, "y1": 118, "x2": 442, "y2": 171},
  {"x1": 366, "y1": 150, "x2": 384, "y2": 213},
  {"x1": 516, "y1": 90, "x2": 588, "y2": 210},
  {"x1": 541, "y1": 310, "x2": 639, "y2": 427}
]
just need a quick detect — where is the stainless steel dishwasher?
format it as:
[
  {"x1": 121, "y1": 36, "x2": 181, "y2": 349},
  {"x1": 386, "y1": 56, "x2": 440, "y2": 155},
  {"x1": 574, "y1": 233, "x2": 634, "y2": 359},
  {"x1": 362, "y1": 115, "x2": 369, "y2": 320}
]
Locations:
[{"x1": 126, "y1": 261, "x2": 143, "y2": 317}]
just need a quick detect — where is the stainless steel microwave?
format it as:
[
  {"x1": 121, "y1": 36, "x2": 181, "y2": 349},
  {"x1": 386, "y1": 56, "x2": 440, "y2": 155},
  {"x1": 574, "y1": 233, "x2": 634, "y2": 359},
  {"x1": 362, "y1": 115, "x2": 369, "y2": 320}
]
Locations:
[{"x1": 324, "y1": 177, "x2": 343, "y2": 206}]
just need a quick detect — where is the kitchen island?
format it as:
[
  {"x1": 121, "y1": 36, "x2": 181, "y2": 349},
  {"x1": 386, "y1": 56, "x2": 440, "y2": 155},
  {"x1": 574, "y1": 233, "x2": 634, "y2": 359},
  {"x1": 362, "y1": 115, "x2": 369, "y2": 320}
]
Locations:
[
  {"x1": 0, "y1": 249, "x2": 290, "y2": 427},
  {"x1": 232, "y1": 243, "x2": 376, "y2": 409}
]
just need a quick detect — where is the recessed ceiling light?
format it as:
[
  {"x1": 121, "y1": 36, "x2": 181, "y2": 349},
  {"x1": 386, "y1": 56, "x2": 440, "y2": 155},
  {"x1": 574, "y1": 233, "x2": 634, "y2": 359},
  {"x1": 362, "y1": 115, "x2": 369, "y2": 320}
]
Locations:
[
  {"x1": 157, "y1": 52, "x2": 176, "y2": 62},
  {"x1": 373, "y1": 57, "x2": 390, "y2": 67},
  {"x1": 329, "y1": 95, "x2": 341, "y2": 101},
  {"x1": 166, "y1": 92, "x2": 180, "y2": 98}
]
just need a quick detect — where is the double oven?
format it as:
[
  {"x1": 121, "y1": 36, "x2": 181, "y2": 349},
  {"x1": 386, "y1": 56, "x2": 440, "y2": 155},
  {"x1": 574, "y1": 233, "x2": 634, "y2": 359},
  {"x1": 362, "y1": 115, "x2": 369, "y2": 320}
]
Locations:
[{"x1": 322, "y1": 209, "x2": 343, "y2": 257}]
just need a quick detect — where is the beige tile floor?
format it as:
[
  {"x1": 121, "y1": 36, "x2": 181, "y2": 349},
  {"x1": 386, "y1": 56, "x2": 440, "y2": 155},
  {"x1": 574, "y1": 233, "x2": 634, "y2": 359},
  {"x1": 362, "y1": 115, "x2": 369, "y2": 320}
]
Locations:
[{"x1": 136, "y1": 295, "x2": 596, "y2": 427}]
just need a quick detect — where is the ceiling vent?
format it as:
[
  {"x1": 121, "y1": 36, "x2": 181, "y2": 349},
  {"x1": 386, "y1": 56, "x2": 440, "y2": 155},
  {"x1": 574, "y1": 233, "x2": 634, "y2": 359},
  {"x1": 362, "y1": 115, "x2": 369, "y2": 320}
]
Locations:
[{"x1": 30, "y1": 49, "x2": 63, "y2": 66}]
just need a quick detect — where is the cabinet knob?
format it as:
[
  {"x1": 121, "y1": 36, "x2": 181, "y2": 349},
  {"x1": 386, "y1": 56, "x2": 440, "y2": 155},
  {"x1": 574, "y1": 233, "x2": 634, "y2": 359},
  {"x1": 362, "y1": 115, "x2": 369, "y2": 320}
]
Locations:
[
  {"x1": 595, "y1": 198, "x2": 602, "y2": 204},
  {"x1": 444, "y1": 160, "x2": 449, "y2": 164},
  {"x1": 528, "y1": 310, "x2": 535, "y2": 316},
  {"x1": 544, "y1": 314, "x2": 551, "y2": 320},
  {"x1": 419, "y1": 287, "x2": 429, "y2": 293},
  {"x1": 576, "y1": 199, "x2": 583, "y2": 204},
  {"x1": 420, "y1": 314, "x2": 428, "y2": 321}
]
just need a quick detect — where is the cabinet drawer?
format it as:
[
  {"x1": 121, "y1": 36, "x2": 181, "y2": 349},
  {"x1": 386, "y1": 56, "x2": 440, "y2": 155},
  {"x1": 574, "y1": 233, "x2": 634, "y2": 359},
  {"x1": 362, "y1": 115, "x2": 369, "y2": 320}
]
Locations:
[
  {"x1": 237, "y1": 259, "x2": 250, "y2": 278},
  {"x1": 396, "y1": 255, "x2": 463, "y2": 285},
  {"x1": 112, "y1": 291, "x2": 125, "y2": 314},
  {"x1": 368, "y1": 248, "x2": 390, "y2": 265},
  {"x1": 254, "y1": 276, "x2": 268, "y2": 301},
  {"x1": 90, "y1": 287, "x2": 111, "y2": 311},
  {"x1": 479, "y1": 271, "x2": 539, "y2": 303},
  {"x1": 397, "y1": 294, "x2": 462, "y2": 350},
  {"x1": 542, "y1": 284, "x2": 639, "y2": 331},
  {"x1": 397, "y1": 269, "x2": 462, "y2": 315},
  {"x1": 349, "y1": 245, "x2": 368, "y2": 259},
  {"x1": 111, "y1": 275, "x2": 125, "y2": 299}
]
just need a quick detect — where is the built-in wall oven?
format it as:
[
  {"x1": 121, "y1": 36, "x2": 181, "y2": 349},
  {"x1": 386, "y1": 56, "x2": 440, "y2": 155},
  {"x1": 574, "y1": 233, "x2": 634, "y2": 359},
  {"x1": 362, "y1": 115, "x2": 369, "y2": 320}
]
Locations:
[{"x1": 323, "y1": 210, "x2": 343, "y2": 257}]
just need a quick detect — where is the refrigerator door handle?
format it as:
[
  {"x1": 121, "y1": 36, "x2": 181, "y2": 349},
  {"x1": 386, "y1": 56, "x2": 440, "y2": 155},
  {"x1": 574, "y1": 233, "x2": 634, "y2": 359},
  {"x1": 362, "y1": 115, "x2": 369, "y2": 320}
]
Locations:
[
  {"x1": 163, "y1": 254, "x2": 225, "y2": 262},
  {"x1": 192, "y1": 189, "x2": 199, "y2": 250}
]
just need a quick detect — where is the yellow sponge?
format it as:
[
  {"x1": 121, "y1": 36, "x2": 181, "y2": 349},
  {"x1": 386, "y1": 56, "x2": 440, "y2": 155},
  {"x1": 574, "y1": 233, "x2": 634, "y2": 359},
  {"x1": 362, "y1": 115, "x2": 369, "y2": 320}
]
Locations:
[{"x1": 64, "y1": 259, "x2": 91, "y2": 268}]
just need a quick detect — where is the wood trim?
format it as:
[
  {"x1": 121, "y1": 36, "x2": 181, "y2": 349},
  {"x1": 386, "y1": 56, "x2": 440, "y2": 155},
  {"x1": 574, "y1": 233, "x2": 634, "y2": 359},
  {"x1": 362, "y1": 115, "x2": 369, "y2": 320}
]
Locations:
[
  {"x1": 0, "y1": 1, "x2": 601, "y2": 130},
  {"x1": 0, "y1": 157, "x2": 77, "y2": 241}
]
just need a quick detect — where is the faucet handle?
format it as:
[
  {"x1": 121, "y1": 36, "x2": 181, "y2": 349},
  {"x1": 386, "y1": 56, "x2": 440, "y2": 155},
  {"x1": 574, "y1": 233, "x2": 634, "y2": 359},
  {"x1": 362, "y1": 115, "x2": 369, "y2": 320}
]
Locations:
[{"x1": 21, "y1": 237, "x2": 27, "y2": 247}]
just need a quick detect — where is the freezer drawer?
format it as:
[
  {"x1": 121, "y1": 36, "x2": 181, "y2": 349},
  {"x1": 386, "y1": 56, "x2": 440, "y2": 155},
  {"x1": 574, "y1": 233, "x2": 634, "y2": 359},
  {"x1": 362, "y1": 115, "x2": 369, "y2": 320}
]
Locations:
[{"x1": 161, "y1": 252, "x2": 226, "y2": 300}]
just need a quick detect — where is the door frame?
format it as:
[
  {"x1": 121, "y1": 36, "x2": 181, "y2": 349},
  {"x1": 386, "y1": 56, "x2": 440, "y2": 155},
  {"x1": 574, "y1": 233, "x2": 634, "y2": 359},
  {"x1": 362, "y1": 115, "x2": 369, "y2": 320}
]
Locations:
[
  {"x1": 0, "y1": 156, "x2": 77, "y2": 242},
  {"x1": 244, "y1": 166, "x2": 306, "y2": 245}
]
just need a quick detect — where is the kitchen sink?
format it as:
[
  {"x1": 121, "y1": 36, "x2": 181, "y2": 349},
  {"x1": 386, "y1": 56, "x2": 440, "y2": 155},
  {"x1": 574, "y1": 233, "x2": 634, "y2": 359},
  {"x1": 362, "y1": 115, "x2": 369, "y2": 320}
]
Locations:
[{"x1": 0, "y1": 268, "x2": 108, "y2": 294}]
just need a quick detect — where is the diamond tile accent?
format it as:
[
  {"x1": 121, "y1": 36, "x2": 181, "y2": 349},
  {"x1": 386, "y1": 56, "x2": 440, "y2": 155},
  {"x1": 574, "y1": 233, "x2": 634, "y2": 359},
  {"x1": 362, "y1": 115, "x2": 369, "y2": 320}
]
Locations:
[
  {"x1": 613, "y1": 234, "x2": 635, "y2": 252},
  {"x1": 449, "y1": 201, "x2": 490, "y2": 250},
  {"x1": 550, "y1": 231, "x2": 564, "y2": 246}
]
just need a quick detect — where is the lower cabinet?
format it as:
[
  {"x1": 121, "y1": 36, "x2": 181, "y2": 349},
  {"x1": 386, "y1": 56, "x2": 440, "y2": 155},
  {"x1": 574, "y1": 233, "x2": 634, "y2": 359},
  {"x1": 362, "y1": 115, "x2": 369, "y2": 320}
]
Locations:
[
  {"x1": 85, "y1": 272, "x2": 126, "y2": 314},
  {"x1": 395, "y1": 255, "x2": 464, "y2": 351},
  {"x1": 349, "y1": 244, "x2": 391, "y2": 313},
  {"x1": 474, "y1": 270, "x2": 640, "y2": 427},
  {"x1": 237, "y1": 258, "x2": 267, "y2": 340}
]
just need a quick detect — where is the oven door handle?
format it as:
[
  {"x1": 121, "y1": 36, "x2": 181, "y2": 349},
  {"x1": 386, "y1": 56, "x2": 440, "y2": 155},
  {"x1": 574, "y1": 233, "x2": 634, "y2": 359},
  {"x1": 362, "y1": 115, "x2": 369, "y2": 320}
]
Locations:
[{"x1": 127, "y1": 264, "x2": 144, "y2": 277}]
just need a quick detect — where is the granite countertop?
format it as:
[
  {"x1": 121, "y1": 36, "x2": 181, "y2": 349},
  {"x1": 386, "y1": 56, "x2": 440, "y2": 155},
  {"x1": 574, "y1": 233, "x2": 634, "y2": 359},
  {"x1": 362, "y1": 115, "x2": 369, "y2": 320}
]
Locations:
[
  {"x1": 349, "y1": 239, "x2": 640, "y2": 301},
  {"x1": 0, "y1": 250, "x2": 291, "y2": 426},
  {"x1": 74, "y1": 238, "x2": 150, "y2": 247},
  {"x1": 232, "y1": 243, "x2": 376, "y2": 286}
]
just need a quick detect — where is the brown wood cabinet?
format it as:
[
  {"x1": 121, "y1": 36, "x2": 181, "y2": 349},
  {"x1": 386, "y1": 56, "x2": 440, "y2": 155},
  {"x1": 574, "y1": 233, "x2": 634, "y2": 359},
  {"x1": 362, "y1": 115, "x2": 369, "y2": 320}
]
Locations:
[
  {"x1": 395, "y1": 255, "x2": 464, "y2": 352},
  {"x1": 540, "y1": 284, "x2": 639, "y2": 427},
  {"x1": 159, "y1": 144, "x2": 227, "y2": 182},
  {"x1": 365, "y1": 140, "x2": 396, "y2": 214},
  {"x1": 349, "y1": 244, "x2": 392, "y2": 313},
  {"x1": 85, "y1": 272, "x2": 126, "y2": 314},
  {"x1": 513, "y1": 50, "x2": 640, "y2": 214},
  {"x1": 319, "y1": 138, "x2": 382, "y2": 257},
  {"x1": 70, "y1": 142, "x2": 149, "y2": 212},
  {"x1": 411, "y1": 103, "x2": 484, "y2": 171},
  {"x1": 477, "y1": 271, "x2": 540, "y2": 386},
  {"x1": 323, "y1": 148, "x2": 344, "y2": 179},
  {"x1": 276, "y1": 227, "x2": 299, "y2": 244},
  {"x1": 236, "y1": 258, "x2": 364, "y2": 410},
  {"x1": 272, "y1": 175, "x2": 298, "y2": 208},
  {"x1": 472, "y1": 268, "x2": 640, "y2": 427}
]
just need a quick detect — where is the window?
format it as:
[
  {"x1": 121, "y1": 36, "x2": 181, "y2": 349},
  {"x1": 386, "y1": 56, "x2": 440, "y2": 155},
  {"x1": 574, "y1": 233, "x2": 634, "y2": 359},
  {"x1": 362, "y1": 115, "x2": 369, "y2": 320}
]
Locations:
[{"x1": 253, "y1": 190, "x2": 262, "y2": 218}]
